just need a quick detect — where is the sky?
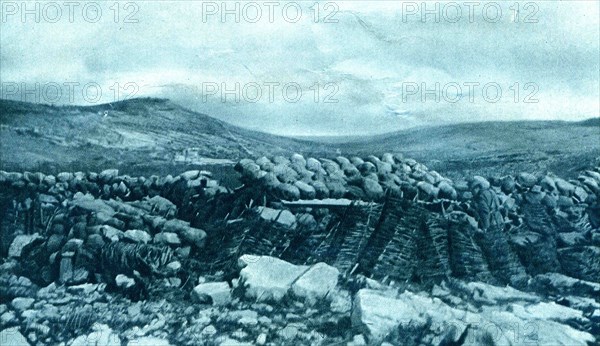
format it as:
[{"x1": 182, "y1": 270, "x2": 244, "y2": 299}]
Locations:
[{"x1": 1, "y1": 0, "x2": 599, "y2": 136}]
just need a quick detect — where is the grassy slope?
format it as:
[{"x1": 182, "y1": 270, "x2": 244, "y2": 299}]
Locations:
[
  {"x1": 1, "y1": 98, "x2": 598, "y2": 184},
  {"x1": 336, "y1": 120, "x2": 600, "y2": 180},
  {"x1": 0, "y1": 98, "x2": 333, "y2": 181}
]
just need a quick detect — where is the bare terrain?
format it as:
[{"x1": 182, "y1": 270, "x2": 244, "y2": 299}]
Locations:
[{"x1": 1, "y1": 98, "x2": 598, "y2": 185}]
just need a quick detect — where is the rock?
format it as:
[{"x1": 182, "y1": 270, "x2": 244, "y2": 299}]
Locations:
[
  {"x1": 555, "y1": 178, "x2": 576, "y2": 196},
  {"x1": 417, "y1": 181, "x2": 438, "y2": 200},
  {"x1": 256, "y1": 156, "x2": 274, "y2": 171},
  {"x1": 277, "y1": 323, "x2": 304, "y2": 340},
  {"x1": 275, "y1": 183, "x2": 301, "y2": 201},
  {"x1": 71, "y1": 323, "x2": 120, "y2": 346},
  {"x1": 0, "y1": 327, "x2": 30, "y2": 346},
  {"x1": 273, "y1": 164, "x2": 298, "y2": 183},
  {"x1": 71, "y1": 195, "x2": 116, "y2": 215},
  {"x1": 461, "y1": 281, "x2": 539, "y2": 305},
  {"x1": 350, "y1": 334, "x2": 367, "y2": 346},
  {"x1": 255, "y1": 333, "x2": 267, "y2": 345},
  {"x1": 24, "y1": 171, "x2": 43, "y2": 184},
  {"x1": 201, "y1": 325, "x2": 217, "y2": 336},
  {"x1": 497, "y1": 175, "x2": 515, "y2": 194},
  {"x1": 357, "y1": 162, "x2": 376, "y2": 176},
  {"x1": 163, "y1": 219, "x2": 206, "y2": 248},
  {"x1": 540, "y1": 176, "x2": 557, "y2": 192},
  {"x1": 294, "y1": 181, "x2": 316, "y2": 199},
  {"x1": 193, "y1": 282, "x2": 231, "y2": 306},
  {"x1": 296, "y1": 213, "x2": 318, "y2": 229},
  {"x1": 257, "y1": 207, "x2": 296, "y2": 228},
  {"x1": 309, "y1": 181, "x2": 329, "y2": 199},
  {"x1": 352, "y1": 289, "x2": 419, "y2": 344},
  {"x1": 291, "y1": 263, "x2": 339, "y2": 304},
  {"x1": 123, "y1": 230, "x2": 152, "y2": 244},
  {"x1": 43, "y1": 174, "x2": 56, "y2": 186},
  {"x1": 541, "y1": 194, "x2": 558, "y2": 208},
  {"x1": 8, "y1": 233, "x2": 43, "y2": 258},
  {"x1": 346, "y1": 185, "x2": 366, "y2": 200},
  {"x1": 1, "y1": 311, "x2": 17, "y2": 325},
  {"x1": 350, "y1": 156, "x2": 365, "y2": 167},
  {"x1": 471, "y1": 176, "x2": 490, "y2": 190},
  {"x1": 321, "y1": 159, "x2": 341, "y2": 175},
  {"x1": 517, "y1": 172, "x2": 538, "y2": 188},
  {"x1": 179, "y1": 227, "x2": 207, "y2": 249},
  {"x1": 330, "y1": 290, "x2": 352, "y2": 314},
  {"x1": 437, "y1": 181, "x2": 457, "y2": 200},
  {"x1": 343, "y1": 164, "x2": 362, "y2": 182},
  {"x1": 381, "y1": 153, "x2": 395, "y2": 165},
  {"x1": 325, "y1": 180, "x2": 347, "y2": 198},
  {"x1": 62, "y1": 238, "x2": 84, "y2": 253},
  {"x1": 238, "y1": 255, "x2": 308, "y2": 302},
  {"x1": 57, "y1": 172, "x2": 74, "y2": 182},
  {"x1": 557, "y1": 195, "x2": 575, "y2": 207},
  {"x1": 166, "y1": 261, "x2": 181, "y2": 273},
  {"x1": 38, "y1": 194, "x2": 59, "y2": 205},
  {"x1": 116, "y1": 274, "x2": 136, "y2": 289},
  {"x1": 573, "y1": 186, "x2": 589, "y2": 202},
  {"x1": 230, "y1": 310, "x2": 258, "y2": 326},
  {"x1": 146, "y1": 196, "x2": 177, "y2": 218},
  {"x1": 127, "y1": 337, "x2": 171, "y2": 346},
  {"x1": 585, "y1": 170, "x2": 600, "y2": 183},
  {"x1": 580, "y1": 176, "x2": 600, "y2": 193},
  {"x1": 115, "y1": 181, "x2": 128, "y2": 195},
  {"x1": 180, "y1": 170, "x2": 200, "y2": 180},
  {"x1": 99, "y1": 169, "x2": 119, "y2": 183},
  {"x1": 352, "y1": 288, "x2": 594, "y2": 346},
  {"x1": 239, "y1": 162, "x2": 263, "y2": 181},
  {"x1": 259, "y1": 172, "x2": 280, "y2": 190},
  {"x1": 290, "y1": 153, "x2": 307, "y2": 166},
  {"x1": 305, "y1": 158, "x2": 322, "y2": 172},
  {"x1": 154, "y1": 232, "x2": 181, "y2": 246},
  {"x1": 510, "y1": 301, "x2": 588, "y2": 324},
  {"x1": 362, "y1": 178, "x2": 384, "y2": 201},
  {"x1": 11, "y1": 298, "x2": 34, "y2": 313},
  {"x1": 101, "y1": 225, "x2": 124, "y2": 242}
]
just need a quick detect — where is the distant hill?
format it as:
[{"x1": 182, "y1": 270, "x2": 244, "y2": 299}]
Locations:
[
  {"x1": 1, "y1": 98, "x2": 598, "y2": 181},
  {"x1": 0, "y1": 98, "x2": 334, "y2": 177},
  {"x1": 335, "y1": 120, "x2": 600, "y2": 179}
]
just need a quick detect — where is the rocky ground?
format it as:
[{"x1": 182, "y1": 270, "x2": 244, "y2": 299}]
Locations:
[{"x1": 1, "y1": 152, "x2": 599, "y2": 345}]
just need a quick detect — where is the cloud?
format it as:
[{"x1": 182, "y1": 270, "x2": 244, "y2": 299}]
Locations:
[{"x1": 1, "y1": 0, "x2": 598, "y2": 135}]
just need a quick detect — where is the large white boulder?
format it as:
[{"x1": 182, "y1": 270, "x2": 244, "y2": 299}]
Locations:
[
  {"x1": 8, "y1": 233, "x2": 42, "y2": 258},
  {"x1": 352, "y1": 288, "x2": 595, "y2": 346},
  {"x1": 291, "y1": 263, "x2": 339, "y2": 304},
  {"x1": 238, "y1": 255, "x2": 308, "y2": 302},
  {"x1": 0, "y1": 327, "x2": 30, "y2": 346}
]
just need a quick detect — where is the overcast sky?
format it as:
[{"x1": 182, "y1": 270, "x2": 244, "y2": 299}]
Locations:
[{"x1": 1, "y1": 1, "x2": 598, "y2": 135}]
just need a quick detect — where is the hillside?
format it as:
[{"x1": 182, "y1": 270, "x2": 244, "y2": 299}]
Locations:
[
  {"x1": 1, "y1": 98, "x2": 598, "y2": 182},
  {"x1": 334, "y1": 120, "x2": 600, "y2": 180},
  {"x1": 0, "y1": 98, "x2": 333, "y2": 179}
]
